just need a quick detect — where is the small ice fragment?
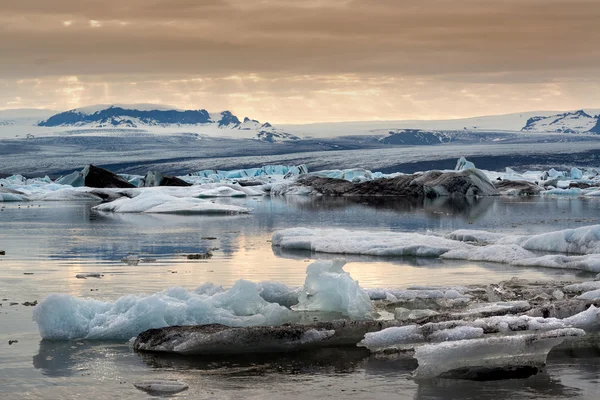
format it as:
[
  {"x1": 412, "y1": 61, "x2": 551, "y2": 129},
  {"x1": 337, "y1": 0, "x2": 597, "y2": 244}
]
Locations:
[{"x1": 133, "y1": 380, "x2": 188, "y2": 394}]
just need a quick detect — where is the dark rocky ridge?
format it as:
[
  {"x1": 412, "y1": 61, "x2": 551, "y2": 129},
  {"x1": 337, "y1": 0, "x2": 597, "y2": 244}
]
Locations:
[
  {"x1": 83, "y1": 165, "x2": 135, "y2": 188},
  {"x1": 288, "y1": 169, "x2": 499, "y2": 197}
]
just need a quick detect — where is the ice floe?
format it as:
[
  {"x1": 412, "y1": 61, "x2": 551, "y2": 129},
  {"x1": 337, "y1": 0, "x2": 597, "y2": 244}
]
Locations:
[
  {"x1": 273, "y1": 225, "x2": 600, "y2": 272},
  {"x1": 413, "y1": 328, "x2": 584, "y2": 380},
  {"x1": 92, "y1": 191, "x2": 251, "y2": 214},
  {"x1": 33, "y1": 280, "x2": 297, "y2": 340}
]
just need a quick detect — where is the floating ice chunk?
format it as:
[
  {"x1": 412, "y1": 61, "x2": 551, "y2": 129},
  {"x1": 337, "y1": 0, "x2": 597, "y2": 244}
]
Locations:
[
  {"x1": 518, "y1": 225, "x2": 600, "y2": 254},
  {"x1": 413, "y1": 328, "x2": 585, "y2": 380},
  {"x1": 564, "y1": 281, "x2": 600, "y2": 293},
  {"x1": 394, "y1": 308, "x2": 439, "y2": 321},
  {"x1": 446, "y1": 230, "x2": 507, "y2": 245},
  {"x1": 563, "y1": 305, "x2": 600, "y2": 330},
  {"x1": 309, "y1": 168, "x2": 374, "y2": 182},
  {"x1": 429, "y1": 326, "x2": 484, "y2": 342},
  {"x1": 193, "y1": 282, "x2": 224, "y2": 296},
  {"x1": 571, "y1": 167, "x2": 583, "y2": 179},
  {"x1": 196, "y1": 186, "x2": 248, "y2": 197},
  {"x1": 257, "y1": 282, "x2": 300, "y2": 308},
  {"x1": 55, "y1": 171, "x2": 84, "y2": 187},
  {"x1": 358, "y1": 325, "x2": 484, "y2": 352},
  {"x1": 511, "y1": 254, "x2": 600, "y2": 273},
  {"x1": 92, "y1": 191, "x2": 251, "y2": 214},
  {"x1": 442, "y1": 244, "x2": 535, "y2": 264},
  {"x1": 296, "y1": 259, "x2": 375, "y2": 320},
  {"x1": 453, "y1": 301, "x2": 531, "y2": 318},
  {"x1": 33, "y1": 281, "x2": 296, "y2": 340},
  {"x1": 359, "y1": 326, "x2": 424, "y2": 350},
  {"x1": 455, "y1": 157, "x2": 476, "y2": 171},
  {"x1": 577, "y1": 289, "x2": 600, "y2": 300},
  {"x1": 272, "y1": 228, "x2": 470, "y2": 257},
  {"x1": 133, "y1": 380, "x2": 188, "y2": 395},
  {"x1": 543, "y1": 188, "x2": 583, "y2": 196},
  {"x1": 133, "y1": 324, "x2": 335, "y2": 355},
  {"x1": 37, "y1": 189, "x2": 103, "y2": 201},
  {"x1": 0, "y1": 192, "x2": 28, "y2": 202}
]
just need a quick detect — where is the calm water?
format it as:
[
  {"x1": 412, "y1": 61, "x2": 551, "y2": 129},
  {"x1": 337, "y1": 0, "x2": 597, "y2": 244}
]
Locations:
[{"x1": 1, "y1": 196, "x2": 600, "y2": 399}]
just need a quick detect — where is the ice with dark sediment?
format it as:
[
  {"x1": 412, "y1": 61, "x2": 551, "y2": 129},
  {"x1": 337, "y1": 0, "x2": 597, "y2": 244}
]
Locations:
[{"x1": 412, "y1": 328, "x2": 585, "y2": 380}]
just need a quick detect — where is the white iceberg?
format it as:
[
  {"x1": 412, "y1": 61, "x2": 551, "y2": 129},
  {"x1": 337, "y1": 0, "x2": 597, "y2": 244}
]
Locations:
[
  {"x1": 413, "y1": 328, "x2": 584, "y2": 380},
  {"x1": 92, "y1": 191, "x2": 251, "y2": 214},
  {"x1": 295, "y1": 259, "x2": 375, "y2": 320},
  {"x1": 272, "y1": 228, "x2": 470, "y2": 257},
  {"x1": 273, "y1": 225, "x2": 600, "y2": 272},
  {"x1": 33, "y1": 280, "x2": 296, "y2": 340}
]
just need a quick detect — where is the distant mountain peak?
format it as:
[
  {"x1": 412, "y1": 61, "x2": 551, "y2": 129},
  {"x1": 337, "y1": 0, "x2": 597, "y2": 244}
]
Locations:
[
  {"x1": 36, "y1": 104, "x2": 299, "y2": 142},
  {"x1": 521, "y1": 110, "x2": 598, "y2": 134}
]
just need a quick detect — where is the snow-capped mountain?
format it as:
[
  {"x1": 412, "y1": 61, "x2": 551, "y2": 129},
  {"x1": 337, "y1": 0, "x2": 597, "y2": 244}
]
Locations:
[
  {"x1": 36, "y1": 104, "x2": 299, "y2": 142},
  {"x1": 521, "y1": 110, "x2": 599, "y2": 134},
  {"x1": 379, "y1": 129, "x2": 453, "y2": 145}
]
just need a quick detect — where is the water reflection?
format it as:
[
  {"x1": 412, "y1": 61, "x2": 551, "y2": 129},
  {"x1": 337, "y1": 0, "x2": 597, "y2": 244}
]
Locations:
[
  {"x1": 137, "y1": 347, "x2": 372, "y2": 375},
  {"x1": 285, "y1": 195, "x2": 498, "y2": 221},
  {"x1": 414, "y1": 372, "x2": 580, "y2": 400},
  {"x1": 33, "y1": 340, "x2": 132, "y2": 377}
]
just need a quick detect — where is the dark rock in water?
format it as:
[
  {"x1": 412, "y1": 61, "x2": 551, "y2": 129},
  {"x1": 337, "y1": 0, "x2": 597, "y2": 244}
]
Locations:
[
  {"x1": 133, "y1": 320, "x2": 399, "y2": 355},
  {"x1": 88, "y1": 189, "x2": 132, "y2": 203},
  {"x1": 187, "y1": 252, "x2": 213, "y2": 260},
  {"x1": 0, "y1": 250, "x2": 5, "y2": 255},
  {"x1": 237, "y1": 180, "x2": 264, "y2": 187},
  {"x1": 159, "y1": 175, "x2": 192, "y2": 187},
  {"x1": 141, "y1": 171, "x2": 191, "y2": 187},
  {"x1": 83, "y1": 165, "x2": 135, "y2": 188},
  {"x1": 21, "y1": 300, "x2": 38, "y2": 306},
  {"x1": 569, "y1": 182, "x2": 594, "y2": 189},
  {"x1": 438, "y1": 365, "x2": 540, "y2": 381},
  {"x1": 494, "y1": 180, "x2": 544, "y2": 196},
  {"x1": 291, "y1": 169, "x2": 497, "y2": 198}
]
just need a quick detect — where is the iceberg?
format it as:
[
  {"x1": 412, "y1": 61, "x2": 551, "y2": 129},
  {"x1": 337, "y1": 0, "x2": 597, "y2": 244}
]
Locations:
[
  {"x1": 33, "y1": 280, "x2": 297, "y2": 340},
  {"x1": 455, "y1": 156, "x2": 476, "y2": 171},
  {"x1": 295, "y1": 259, "x2": 375, "y2": 320},
  {"x1": 413, "y1": 328, "x2": 584, "y2": 380},
  {"x1": 272, "y1": 228, "x2": 470, "y2": 257},
  {"x1": 0, "y1": 188, "x2": 28, "y2": 202},
  {"x1": 274, "y1": 225, "x2": 600, "y2": 272},
  {"x1": 92, "y1": 191, "x2": 251, "y2": 214},
  {"x1": 33, "y1": 260, "x2": 376, "y2": 340}
]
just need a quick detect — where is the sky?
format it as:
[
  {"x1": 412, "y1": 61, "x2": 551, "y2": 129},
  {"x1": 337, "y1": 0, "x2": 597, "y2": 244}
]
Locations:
[{"x1": 1, "y1": 0, "x2": 599, "y2": 123}]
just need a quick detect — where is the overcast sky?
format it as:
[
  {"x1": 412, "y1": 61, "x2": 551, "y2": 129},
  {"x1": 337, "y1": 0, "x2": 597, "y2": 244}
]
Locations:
[{"x1": 1, "y1": 0, "x2": 599, "y2": 123}]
